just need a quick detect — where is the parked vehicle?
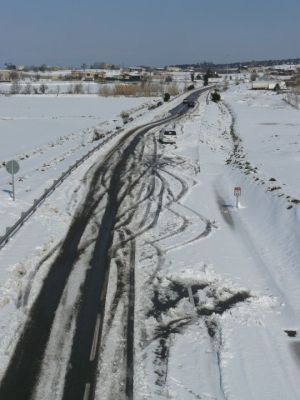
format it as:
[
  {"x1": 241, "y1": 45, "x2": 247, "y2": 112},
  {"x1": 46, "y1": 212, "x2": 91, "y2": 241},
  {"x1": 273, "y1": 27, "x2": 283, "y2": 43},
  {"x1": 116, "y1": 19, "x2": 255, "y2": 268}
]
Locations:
[
  {"x1": 183, "y1": 98, "x2": 189, "y2": 104},
  {"x1": 159, "y1": 128, "x2": 177, "y2": 144}
]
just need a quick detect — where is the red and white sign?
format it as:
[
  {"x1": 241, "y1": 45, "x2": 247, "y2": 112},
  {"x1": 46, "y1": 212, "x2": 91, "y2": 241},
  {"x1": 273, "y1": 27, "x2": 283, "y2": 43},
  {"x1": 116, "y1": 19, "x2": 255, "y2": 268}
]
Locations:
[{"x1": 234, "y1": 187, "x2": 241, "y2": 197}]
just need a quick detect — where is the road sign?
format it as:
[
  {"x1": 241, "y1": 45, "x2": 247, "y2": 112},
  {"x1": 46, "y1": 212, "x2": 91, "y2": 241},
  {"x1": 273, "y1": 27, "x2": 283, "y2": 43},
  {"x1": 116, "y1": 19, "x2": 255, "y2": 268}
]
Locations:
[
  {"x1": 5, "y1": 160, "x2": 20, "y2": 201},
  {"x1": 6, "y1": 160, "x2": 20, "y2": 175},
  {"x1": 234, "y1": 186, "x2": 241, "y2": 208},
  {"x1": 234, "y1": 187, "x2": 241, "y2": 197}
]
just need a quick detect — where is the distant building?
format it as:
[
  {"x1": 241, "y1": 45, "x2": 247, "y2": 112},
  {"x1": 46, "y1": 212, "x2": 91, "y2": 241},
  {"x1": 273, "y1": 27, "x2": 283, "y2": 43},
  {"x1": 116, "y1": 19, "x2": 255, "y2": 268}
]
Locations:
[
  {"x1": 69, "y1": 70, "x2": 106, "y2": 81},
  {"x1": 90, "y1": 62, "x2": 116, "y2": 70},
  {"x1": 0, "y1": 70, "x2": 22, "y2": 81},
  {"x1": 120, "y1": 72, "x2": 141, "y2": 81},
  {"x1": 128, "y1": 67, "x2": 145, "y2": 73},
  {"x1": 0, "y1": 70, "x2": 11, "y2": 81},
  {"x1": 251, "y1": 81, "x2": 286, "y2": 90},
  {"x1": 166, "y1": 66, "x2": 182, "y2": 72}
]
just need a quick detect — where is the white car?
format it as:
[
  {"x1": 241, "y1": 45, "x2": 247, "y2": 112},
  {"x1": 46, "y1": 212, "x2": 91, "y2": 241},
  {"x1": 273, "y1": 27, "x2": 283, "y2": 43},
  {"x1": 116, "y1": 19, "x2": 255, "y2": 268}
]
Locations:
[{"x1": 159, "y1": 128, "x2": 177, "y2": 144}]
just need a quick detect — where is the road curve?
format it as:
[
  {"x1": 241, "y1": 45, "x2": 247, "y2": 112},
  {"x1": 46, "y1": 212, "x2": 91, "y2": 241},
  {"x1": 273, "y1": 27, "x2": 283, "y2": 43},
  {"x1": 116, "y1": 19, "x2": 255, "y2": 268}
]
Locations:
[{"x1": 0, "y1": 87, "x2": 209, "y2": 400}]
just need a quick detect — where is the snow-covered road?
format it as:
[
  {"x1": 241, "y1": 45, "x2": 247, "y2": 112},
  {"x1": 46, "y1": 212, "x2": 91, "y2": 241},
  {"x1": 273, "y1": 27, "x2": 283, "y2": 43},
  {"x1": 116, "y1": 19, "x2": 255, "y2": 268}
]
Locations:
[{"x1": 0, "y1": 88, "x2": 207, "y2": 400}]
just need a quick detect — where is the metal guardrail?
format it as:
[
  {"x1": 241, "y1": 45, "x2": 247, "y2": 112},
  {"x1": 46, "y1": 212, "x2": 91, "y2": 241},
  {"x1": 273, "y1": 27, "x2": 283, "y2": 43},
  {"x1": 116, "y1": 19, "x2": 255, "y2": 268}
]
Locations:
[{"x1": 0, "y1": 130, "x2": 122, "y2": 249}]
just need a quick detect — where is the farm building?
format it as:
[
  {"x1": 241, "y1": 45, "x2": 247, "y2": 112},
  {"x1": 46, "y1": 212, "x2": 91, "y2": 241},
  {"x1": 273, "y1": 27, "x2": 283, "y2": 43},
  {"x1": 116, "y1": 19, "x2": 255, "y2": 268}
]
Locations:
[
  {"x1": 69, "y1": 70, "x2": 106, "y2": 81},
  {"x1": 251, "y1": 81, "x2": 286, "y2": 90}
]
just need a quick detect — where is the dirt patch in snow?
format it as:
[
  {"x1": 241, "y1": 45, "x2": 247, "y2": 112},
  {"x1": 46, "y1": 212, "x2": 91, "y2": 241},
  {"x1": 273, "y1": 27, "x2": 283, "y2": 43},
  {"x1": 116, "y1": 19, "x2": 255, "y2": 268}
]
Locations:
[{"x1": 147, "y1": 273, "x2": 251, "y2": 387}]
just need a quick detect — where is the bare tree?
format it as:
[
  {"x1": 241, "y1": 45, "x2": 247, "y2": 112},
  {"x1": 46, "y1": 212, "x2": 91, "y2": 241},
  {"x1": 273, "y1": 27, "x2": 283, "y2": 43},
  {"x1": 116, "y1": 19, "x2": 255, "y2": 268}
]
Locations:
[
  {"x1": 67, "y1": 84, "x2": 74, "y2": 94},
  {"x1": 10, "y1": 80, "x2": 21, "y2": 94},
  {"x1": 23, "y1": 83, "x2": 32, "y2": 94},
  {"x1": 73, "y1": 83, "x2": 84, "y2": 94},
  {"x1": 39, "y1": 83, "x2": 48, "y2": 94}
]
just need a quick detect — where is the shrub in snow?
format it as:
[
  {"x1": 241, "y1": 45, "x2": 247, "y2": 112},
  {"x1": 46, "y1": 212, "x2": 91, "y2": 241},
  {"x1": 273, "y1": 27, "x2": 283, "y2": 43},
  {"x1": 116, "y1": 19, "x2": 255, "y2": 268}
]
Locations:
[
  {"x1": 290, "y1": 198, "x2": 300, "y2": 204},
  {"x1": 92, "y1": 129, "x2": 105, "y2": 141},
  {"x1": 74, "y1": 83, "x2": 84, "y2": 94},
  {"x1": 164, "y1": 93, "x2": 170, "y2": 102},
  {"x1": 10, "y1": 80, "x2": 21, "y2": 94},
  {"x1": 39, "y1": 84, "x2": 48, "y2": 94},
  {"x1": 120, "y1": 111, "x2": 130, "y2": 119},
  {"x1": 23, "y1": 83, "x2": 32, "y2": 95},
  {"x1": 211, "y1": 90, "x2": 221, "y2": 103}
]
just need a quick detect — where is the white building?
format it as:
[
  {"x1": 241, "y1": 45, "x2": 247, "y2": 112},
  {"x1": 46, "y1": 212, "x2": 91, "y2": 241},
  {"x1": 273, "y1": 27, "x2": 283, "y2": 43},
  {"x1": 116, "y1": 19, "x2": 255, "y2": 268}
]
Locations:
[{"x1": 251, "y1": 81, "x2": 286, "y2": 90}]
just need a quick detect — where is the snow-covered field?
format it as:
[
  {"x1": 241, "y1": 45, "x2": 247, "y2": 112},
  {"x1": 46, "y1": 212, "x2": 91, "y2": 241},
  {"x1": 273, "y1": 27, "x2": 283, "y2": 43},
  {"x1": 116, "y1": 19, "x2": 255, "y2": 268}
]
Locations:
[
  {"x1": 0, "y1": 95, "x2": 159, "y2": 235},
  {"x1": 0, "y1": 70, "x2": 193, "y2": 95},
  {"x1": 224, "y1": 84, "x2": 300, "y2": 202},
  {"x1": 1, "y1": 82, "x2": 300, "y2": 399},
  {"x1": 0, "y1": 81, "x2": 103, "y2": 94},
  {"x1": 0, "y1": 95, "x2": 151, "y2": 159}
]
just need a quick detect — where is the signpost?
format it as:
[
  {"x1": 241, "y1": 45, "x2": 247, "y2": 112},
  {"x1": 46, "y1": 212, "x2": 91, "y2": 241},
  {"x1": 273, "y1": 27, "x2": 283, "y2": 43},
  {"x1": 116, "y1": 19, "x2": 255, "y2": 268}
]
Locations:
[
  {"x1": 6, "y1": 160, "x2": 20, "y2": 201},
  {"x1": 234, "y1": 186, "x2": 241, "y2": 208}
]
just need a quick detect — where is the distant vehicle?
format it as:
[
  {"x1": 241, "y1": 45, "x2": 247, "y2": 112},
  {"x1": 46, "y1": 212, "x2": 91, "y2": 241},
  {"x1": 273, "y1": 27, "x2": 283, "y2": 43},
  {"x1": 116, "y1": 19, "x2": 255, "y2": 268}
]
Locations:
[
  {"x1": 183, "y1": 99, "x2": 189, "y2": 104},
  {"x1": 187, "y1": 100, "x2": 196, "y2": 107},
  {"x1": 159, "y1": 128, "x2": 177, "y2": 144}
]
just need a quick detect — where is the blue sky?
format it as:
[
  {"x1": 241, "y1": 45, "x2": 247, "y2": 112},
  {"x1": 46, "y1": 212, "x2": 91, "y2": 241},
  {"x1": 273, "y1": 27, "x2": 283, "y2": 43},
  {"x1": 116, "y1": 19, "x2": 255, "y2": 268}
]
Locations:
[{"x1": 1, "y1": 0, "x2": 299, "y2": 67}]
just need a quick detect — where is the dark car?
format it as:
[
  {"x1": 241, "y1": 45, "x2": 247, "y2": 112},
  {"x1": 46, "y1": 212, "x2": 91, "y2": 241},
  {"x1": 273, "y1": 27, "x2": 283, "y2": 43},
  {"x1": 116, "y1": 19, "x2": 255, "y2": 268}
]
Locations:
[
  {"x1": 183, "y1": 99, "x2": 189, "y2": 104},
  {"x1": 187, "y1": 100, "x2": 195, "y2": 107}
]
